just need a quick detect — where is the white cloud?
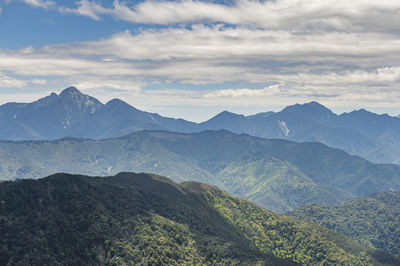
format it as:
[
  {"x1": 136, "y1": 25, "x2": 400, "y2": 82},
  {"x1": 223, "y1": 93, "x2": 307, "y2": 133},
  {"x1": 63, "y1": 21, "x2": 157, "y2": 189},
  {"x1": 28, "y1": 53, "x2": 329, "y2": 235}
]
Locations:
[
  {"x1": 41, "y1": 26, "x2": 399, "y2": 68},
  {"x1": 0, "y1": 72, "x2": 27, "y2": 88},
  {"x1": 23, "y1": 0, "x2": 54, "y2": 8},
  {"x1": 203, "y1": 85, "x2": 281, "y2": 98},
  {"x1": 243, "y1": 66, "x2": 400, "y2": 87},
  {"x1": 0, "y1": 25, "x2": 399, "y2": 97},
  {"x1": 60, "y1": 0, "x2": 400, "y2": 33},
  {"x1": 59, "y1": 0, "x2": 110, "y2": 20},
  {"x1": 31, "y1": 79, "x2": 48, "y2": 85},
  {"x1": 71, "y1": 78, "x2": 145, "y2": 92}
]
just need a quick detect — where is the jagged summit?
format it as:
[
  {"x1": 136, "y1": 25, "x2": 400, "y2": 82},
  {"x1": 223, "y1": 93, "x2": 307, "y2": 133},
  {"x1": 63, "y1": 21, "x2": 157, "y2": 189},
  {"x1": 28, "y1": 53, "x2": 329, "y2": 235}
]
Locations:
[
  {"x1": 200, "y1": 110, "x2": 245, "y2": 129},
  {"x1": 282, "y1": 101, "x2": 336, "y2": 121},
  {"x1": 210, "y1": 110, "x2": 245, "y2": 120},
  {"x1": 283, "y1": 101, "x2": 331, "y2": 112},
  {"x1": 105, "y1": 98, "x2": 132, "y2": 107},
  {"x1": 59, "y1": 86, "x2": 82, "y2": 96},
  {"x1": 343, "y1": 108, "x2": 389, "y2": 118},
  {"x1": 350, "y1": 108, "x2": 371, "y2": 114},
  {"x1": 57, "y1": 86, "x2": 103, "y2": 114},
  {"x1": 102, "y1": 99, "x2": 144, "y2": 116}
]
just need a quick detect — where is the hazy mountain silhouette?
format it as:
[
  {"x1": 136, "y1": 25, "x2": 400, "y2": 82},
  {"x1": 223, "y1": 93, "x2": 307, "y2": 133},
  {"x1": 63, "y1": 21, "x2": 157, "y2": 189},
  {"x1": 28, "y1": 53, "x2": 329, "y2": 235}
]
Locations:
[{"x1": 1, "y1": 86, "x2": 399, "y2": 164}]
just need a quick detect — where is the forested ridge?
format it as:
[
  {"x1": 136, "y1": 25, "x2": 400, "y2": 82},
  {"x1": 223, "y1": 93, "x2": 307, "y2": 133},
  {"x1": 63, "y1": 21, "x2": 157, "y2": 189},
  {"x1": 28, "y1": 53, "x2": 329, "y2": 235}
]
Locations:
[
  {"x1": 1, "y1": 172, "x2": 398, "y2": 265},
  {"x1": 290, "y1": 191, "x2": 400, "y2": 257}
]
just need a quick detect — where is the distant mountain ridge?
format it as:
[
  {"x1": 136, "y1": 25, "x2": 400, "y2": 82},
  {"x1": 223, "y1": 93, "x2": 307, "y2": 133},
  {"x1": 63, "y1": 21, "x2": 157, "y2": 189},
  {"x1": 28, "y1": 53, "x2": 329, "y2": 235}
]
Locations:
[
  {"x1": 1, "y1": 130, "x2": 400, "y2": 213},
  {"x1": 0, "y1": 87, "x2": 196, "y2": 140},
  {"x1": 1, "y1": 86, "x2": 400, "y2": 164}
]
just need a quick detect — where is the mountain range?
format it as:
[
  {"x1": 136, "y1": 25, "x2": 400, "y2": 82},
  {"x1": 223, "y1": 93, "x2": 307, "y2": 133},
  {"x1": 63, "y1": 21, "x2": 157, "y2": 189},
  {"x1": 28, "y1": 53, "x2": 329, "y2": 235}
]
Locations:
[
  {"x1": 1, "y1": 87, "x2": 400, "y2": 265},
  {"x1": 1, "y1": 86, "x2": 399, "y2": 164},
  {"x1": 1, "y1": 172, "x2": 398, "y2": 265},
  {"x1": 0, "y1": 87, "x2": 197, "y2": 141},
  {"x1": 290, "y1": 191, "x2": 400, "y2": 257},
  {"x1": 1, "y1": 130, "x2": 399, "y2": 213}
]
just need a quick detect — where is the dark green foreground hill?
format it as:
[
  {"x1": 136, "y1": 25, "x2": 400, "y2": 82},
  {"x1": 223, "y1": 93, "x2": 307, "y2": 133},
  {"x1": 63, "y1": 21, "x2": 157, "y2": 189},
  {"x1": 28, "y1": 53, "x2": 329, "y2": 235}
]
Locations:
[
  {"x1": 1, "y1": 173, "x2": 398, "y2": 265},
  {"x1": 289, "y1": 191, "x2": 400, "y2": 257}
]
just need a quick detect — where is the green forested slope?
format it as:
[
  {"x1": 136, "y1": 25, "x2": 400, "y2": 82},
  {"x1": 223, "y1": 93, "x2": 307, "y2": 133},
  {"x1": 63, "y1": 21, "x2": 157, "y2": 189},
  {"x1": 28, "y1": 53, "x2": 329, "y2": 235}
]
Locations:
[
  {"x1": 1, "y1": 172, "x2": 398, "y2": 265},
  {"x1": 289, "y1": 191, "x2": 400, "y2": 256},
  {"x1": 1, "y1": 130, "x2": 400, "y2": 212}
]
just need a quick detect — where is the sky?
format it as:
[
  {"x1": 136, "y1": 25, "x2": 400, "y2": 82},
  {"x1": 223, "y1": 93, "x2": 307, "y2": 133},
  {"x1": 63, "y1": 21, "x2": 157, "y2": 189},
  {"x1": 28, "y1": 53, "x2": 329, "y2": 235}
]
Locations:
[{"x1": 0, "y1": 0, "x2": 399, "y2": 121}]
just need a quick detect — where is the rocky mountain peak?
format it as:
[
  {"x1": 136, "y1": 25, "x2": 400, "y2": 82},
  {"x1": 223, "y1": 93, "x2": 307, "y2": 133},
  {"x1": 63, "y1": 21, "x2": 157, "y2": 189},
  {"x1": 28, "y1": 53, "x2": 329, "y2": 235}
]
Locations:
[{"x1": 59, "y1": 86, "x2": 83, "y2": 98}]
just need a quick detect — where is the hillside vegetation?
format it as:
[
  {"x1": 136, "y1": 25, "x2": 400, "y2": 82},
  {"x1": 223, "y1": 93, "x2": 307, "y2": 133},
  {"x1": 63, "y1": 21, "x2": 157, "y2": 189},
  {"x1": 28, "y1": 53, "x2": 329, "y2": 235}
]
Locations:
[
  {"x1": 1, "y1": 172, "x2": 398, "y2": 265},
  {"x1": 289, "y1": 191, "x2": 400, "y2": 256}
]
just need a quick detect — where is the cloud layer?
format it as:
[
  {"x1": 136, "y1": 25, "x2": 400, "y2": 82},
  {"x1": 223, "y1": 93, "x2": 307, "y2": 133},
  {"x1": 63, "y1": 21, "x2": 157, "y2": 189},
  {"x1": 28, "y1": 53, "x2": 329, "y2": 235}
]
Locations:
[
  {"x1": 1, "y1": 0, "x2": 400, "y2": 117},
  {"x1": 61, "y1": 0, "x2": 400, "y2": 33}
]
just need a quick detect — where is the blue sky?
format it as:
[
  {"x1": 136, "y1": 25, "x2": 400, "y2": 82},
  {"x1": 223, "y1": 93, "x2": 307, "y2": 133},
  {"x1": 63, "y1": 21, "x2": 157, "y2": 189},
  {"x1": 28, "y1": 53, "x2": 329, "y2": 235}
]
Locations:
[{"x1": 1, "y1": 0, "x2": 400, "y2": 121}]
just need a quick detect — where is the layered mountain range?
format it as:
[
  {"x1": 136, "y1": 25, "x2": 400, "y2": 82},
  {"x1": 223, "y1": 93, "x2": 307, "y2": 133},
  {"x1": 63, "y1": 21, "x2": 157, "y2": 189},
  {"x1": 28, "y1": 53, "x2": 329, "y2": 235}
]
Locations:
[
  {"x1": 1, "y1": 130, "x2": 400, "y2": 213},
  {"x1": 1, "y1": 87, "x2": 400, "y2": 265},
  {"x1": 1, "y1": 172, "x2": 398, "y2": 265},
  {"x1": 1, "y1": 86, "x2": 399, "y2": 164}
]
